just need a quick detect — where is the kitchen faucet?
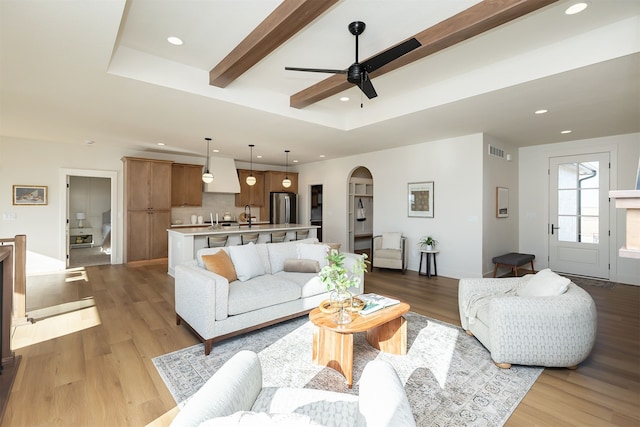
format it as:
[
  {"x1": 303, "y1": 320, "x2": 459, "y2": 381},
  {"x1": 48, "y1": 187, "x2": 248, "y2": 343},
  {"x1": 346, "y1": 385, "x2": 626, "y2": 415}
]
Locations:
[{"x1": 244, "y1": 205, "x2": 252, "y2": 228}]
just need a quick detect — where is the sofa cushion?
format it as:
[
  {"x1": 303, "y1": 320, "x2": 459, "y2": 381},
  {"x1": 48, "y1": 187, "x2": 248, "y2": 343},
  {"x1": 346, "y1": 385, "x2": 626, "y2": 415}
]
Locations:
[
  {"x1": 517, "y1": 268, "x2": 570, "y2": 297},
  {"x1": 267, "y1": 238, "x2": 318, "y2": 274},
  {"x1": 196, "y1": 247, "x2": 229, "y2": 269},
  {"x1": 228, "y1": 275, "x2": 301, "y2": 315},
  {"x1": 283, "y1": 258, "x2": 320, "y2": 273},
  {"x1": 381, "y1": 232, "x2": 402, "y2": 249},
  {"x1": 201, "y1": 411, "x2": 321, "y2": 426},
  {"x1": 297, "y1": 243, "x2": 329, "y2": 268},
  {"x1": 275, "y1": 271, "x2": 326, "y2": 298},
  {"x1": 202, "y1": 251, "x2": 238, "y2": 282},
  {"x1": 228, "y1": 243, "x2": 265, "y2": 282}
]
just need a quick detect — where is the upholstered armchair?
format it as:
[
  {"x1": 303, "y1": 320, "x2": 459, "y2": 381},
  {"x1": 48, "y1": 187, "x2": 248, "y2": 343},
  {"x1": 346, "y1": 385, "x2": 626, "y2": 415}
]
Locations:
[
  {"x1": 458, "y1": 271, "x2": 597, "y2": 369},
  {"x1": 371, "y1": 233, "x2": 408, "y2": 274}
]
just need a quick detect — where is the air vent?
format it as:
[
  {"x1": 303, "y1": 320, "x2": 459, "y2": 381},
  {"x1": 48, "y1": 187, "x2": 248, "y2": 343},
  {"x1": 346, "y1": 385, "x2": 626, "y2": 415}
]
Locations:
[{"x1": 488, "y1": 144, "x2": 505, "y2": 158}]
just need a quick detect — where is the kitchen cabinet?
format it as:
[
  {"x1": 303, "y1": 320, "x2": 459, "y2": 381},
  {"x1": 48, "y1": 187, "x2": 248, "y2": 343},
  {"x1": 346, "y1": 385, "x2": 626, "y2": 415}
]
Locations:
[
  {"x1": 172, "y1": 163, "x2": 203, "y2": 207},
  {"x1": 123, "y1": 157, "x2": 172, "y2": 262},
  {"x1": 235, "y1": 169, "x2": 265, "y2": 207},
  {"x1": 262, "y1": 171, "x2": 298, "y2": 208}
]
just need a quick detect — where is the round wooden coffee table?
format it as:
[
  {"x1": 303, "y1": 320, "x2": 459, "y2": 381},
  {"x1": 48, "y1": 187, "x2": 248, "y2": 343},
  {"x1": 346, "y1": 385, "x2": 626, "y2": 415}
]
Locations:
[{"x1": 309, "y1": 299, "x2": 410, "y2": 388}]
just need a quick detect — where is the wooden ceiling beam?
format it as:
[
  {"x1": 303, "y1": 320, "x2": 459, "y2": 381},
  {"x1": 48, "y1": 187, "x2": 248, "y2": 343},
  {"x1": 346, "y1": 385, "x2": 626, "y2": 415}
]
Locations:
[
  {"x1": 209, "y1": 0, "x2": 338, "y2": 88},
  {"x1": 290, "y1": 0, "x2": 558, "y2": 109}
]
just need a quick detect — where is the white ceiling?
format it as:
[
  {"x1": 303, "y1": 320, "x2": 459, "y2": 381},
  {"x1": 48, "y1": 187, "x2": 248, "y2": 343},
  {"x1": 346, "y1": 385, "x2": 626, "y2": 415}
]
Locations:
[{"x1": 1, "y1": 0, "x2": 639, "y2": 166}]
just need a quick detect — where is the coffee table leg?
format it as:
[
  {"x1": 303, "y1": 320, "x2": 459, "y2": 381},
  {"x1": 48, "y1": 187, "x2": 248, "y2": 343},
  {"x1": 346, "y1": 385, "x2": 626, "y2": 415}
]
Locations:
[
  {"x1": 312, "y1": 326, "x2": 354, "y2": 387},
  {"x1": 366, "y1": 316, "x2": 407, "y2": 355}
]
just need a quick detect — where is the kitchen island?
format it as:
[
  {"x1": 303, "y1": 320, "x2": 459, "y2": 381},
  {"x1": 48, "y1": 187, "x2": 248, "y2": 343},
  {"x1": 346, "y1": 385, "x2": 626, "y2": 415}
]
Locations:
[{"x1": 167, "y1": 224, "x2": 320, "y2": 276}]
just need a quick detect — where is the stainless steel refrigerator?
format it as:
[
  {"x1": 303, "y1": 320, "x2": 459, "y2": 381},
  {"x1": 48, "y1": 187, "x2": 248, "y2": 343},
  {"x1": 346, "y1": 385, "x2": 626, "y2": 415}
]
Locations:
[{"x1": 270, "y1": 192, "x2": 297, "y2": 224}]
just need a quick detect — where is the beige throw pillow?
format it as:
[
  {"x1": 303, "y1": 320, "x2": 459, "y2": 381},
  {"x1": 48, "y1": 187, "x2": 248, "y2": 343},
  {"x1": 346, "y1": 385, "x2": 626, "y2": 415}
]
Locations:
[
  {"x1": 202, "y1": 251, "x2": 238, "y2": 282},
  {"x1": 283, "y1": 258, "x2": 320, "y2": 273}
]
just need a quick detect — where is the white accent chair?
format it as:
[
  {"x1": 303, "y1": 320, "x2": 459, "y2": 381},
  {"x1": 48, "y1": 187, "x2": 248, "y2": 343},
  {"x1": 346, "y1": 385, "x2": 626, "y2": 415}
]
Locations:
[
  {"x1": 170, "y1": 350, "x2": 416, "y2": 427},
  {"x1": 458, "y1": 274, "x2": 597, "y2": 369},
  {"x1": 371, "y1": 233, "x2": 408, "y2": 274}
]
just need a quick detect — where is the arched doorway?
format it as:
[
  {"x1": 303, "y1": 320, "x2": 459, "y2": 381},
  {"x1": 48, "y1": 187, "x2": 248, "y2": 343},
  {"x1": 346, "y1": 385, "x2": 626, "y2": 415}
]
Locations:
[{"x1": 347, "y1": 167, "x2": 373, "y2": 255}]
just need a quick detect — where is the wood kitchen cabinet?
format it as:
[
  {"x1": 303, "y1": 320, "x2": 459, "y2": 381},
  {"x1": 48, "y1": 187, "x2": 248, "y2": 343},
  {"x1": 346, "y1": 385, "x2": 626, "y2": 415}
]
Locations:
[
  {"x1": 123, "y1": 157, "x2": 172, "y2": 262},
  {"x1": 235, "y1": 169, "x2": 265, "y2": 207},
  {"x1": 172, "y1": 163, "x2": 203, "y2": 207},
  {"x1": 262, "y1": 171, "x2": 298, "y2": 208}
]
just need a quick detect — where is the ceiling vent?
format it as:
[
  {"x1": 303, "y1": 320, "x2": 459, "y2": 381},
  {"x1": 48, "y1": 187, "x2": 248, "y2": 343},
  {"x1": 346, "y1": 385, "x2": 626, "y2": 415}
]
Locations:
[{"x1": 488, "y1": 144, "x2": 505, "y2": 159}]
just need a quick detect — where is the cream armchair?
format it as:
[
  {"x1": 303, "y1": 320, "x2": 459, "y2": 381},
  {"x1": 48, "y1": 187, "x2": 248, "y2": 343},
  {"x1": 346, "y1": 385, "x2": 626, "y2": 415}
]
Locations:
[{"x1": 371, "y1": 233, "x2": 408, "y2": 274}]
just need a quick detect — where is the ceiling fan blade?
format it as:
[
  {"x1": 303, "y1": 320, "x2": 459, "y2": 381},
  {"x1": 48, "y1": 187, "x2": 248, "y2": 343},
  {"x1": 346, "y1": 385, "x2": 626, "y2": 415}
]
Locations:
[
  {"x1": 285, "y1": 66, "x2": 346, "y2": 74},
  {"x1": 359, "y1": 72, "x2": 377, "y2": 99},
  {"x1": 362, "y1": 37, "x2": 421, "y2": 74}
]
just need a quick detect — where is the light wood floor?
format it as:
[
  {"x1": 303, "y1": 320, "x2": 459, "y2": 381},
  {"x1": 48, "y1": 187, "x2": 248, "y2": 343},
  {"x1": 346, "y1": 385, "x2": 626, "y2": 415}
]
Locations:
[{"x1": 4, "y1": 264, "x2": 639, "y2": 426}]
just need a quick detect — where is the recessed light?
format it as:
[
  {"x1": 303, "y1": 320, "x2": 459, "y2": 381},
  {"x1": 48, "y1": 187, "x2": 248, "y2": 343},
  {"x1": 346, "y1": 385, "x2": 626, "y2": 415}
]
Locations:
[
  {"x1": 257, "y1": 155, "x2": 262, "y2": 159},
  {"x1": 213, "y1": 149, "x2": 220, "y2": 153},
  {"x1": 319, "y1": 155, "x2": 325, "y2": 158},
  {"x1": 561, "y1": 130, "x2": 572, "y2": 134},
  {"x1": 565, "y1": 2, "x2": 589, "y2": 15},
  {"x1": 167, "y1": 36, "x2": 183, "y2": 46},
  {"x1": 340, "y1": 96, "x2": 350, "y2": 102},
  {"x1": 534, "y1": 109, "x2": 548, "y2": 114},
  {"x1": 293, "y1": 160, "x2": 299, "y2": 163},
  {"x1": 157, "y1": 142, "x2": 165, "y2": 146}
]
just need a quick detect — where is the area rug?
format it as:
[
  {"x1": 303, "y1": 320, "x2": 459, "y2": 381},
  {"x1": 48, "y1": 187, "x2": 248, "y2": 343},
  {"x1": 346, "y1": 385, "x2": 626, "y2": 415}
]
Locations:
[
  {"x1": 153, "y1": 312, "x2": 542, "y2": 426},
  {"x1": 561, "y1": 274, "x2": 616, "y2": 289}
]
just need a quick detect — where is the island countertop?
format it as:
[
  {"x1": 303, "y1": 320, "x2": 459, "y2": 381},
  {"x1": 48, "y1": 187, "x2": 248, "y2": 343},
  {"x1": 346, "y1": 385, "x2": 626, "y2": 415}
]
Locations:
[
  {"x1": 167, "y1": 224, "x2": 320, "y2": 276},
  {"x1": 167, "y1": 223, "x2": 318, "y2": 236}
]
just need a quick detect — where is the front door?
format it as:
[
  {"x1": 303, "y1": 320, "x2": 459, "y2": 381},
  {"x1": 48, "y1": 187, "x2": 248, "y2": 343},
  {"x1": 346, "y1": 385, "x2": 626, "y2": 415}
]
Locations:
[{"x1": 549, "y1": 153, "x2": 610, "y2": 278}]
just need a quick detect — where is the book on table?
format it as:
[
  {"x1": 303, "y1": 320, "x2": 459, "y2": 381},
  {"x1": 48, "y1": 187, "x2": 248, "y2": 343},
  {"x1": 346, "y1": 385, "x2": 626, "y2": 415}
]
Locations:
[{"x1": 358, "y1": 293, "x2": 400, "y2": 315}]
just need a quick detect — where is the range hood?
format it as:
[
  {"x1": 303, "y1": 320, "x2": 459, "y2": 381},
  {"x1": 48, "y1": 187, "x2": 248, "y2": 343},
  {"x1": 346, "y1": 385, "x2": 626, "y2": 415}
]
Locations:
[{"x1": 203, "y1": 157, "x2": 241, "y2": 193}]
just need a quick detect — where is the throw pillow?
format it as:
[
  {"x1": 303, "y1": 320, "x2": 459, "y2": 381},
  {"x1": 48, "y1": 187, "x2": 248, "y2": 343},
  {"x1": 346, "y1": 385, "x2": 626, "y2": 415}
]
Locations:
[
  {"x1": 297, "y1": 243, "x2": 330, "y2": 268},
  {"x1": 283, "y1": 258, "x2": 320, "y2": 273},
  {"x1": 202, "y1": 251, "x2": 237, "y2": 282},
  {"x1": 381, "y1": 232, "x2": 402, "y2": 250},
  {"x1": 517, "y1": 268, "x2": 571, "y2": 297},
  {"x1": 228, "y1": 243, "x2": 265, "y2": 282},
  {"x1": 319, "y1": 242, "x2": 341, "y2": 252}
]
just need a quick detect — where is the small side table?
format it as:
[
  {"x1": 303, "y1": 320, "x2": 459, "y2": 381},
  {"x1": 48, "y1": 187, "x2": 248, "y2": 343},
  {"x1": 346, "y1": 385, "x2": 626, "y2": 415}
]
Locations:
[{"x1": 418, "y1": 249, "x2": 438, "y2": 278}]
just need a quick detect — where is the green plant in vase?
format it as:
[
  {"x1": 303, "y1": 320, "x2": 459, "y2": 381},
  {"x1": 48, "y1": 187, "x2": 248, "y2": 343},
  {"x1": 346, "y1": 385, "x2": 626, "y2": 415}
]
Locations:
[
  {"x1": 319, "y1": 249, "x2": 368, "y2": 324},
  {"x1": 418, "y1": 236, "x2": 438, "y2": 251}
]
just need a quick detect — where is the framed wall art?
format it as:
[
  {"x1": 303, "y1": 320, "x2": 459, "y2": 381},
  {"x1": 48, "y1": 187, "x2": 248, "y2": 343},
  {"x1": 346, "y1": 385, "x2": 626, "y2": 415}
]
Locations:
[
  {"x1": 12, "y1": 185, "x2": 48, "y2": 205},
  {"x1": 496, "y1": 186, "x2": 509, "y2": 218},
  {"x1": 408, "y1": 181, "x2": 434, "y2": 218}
]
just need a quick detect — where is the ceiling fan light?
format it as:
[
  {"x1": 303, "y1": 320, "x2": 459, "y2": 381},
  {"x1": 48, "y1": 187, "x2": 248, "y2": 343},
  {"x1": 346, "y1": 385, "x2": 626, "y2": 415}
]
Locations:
[{"x1": 246, "y1": 175, "x2": 257, "y2": 186}]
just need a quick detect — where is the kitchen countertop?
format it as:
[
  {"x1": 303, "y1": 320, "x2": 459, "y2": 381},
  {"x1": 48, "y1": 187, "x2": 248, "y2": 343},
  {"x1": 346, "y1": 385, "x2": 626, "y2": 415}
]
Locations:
[{"x1": 167, "y1": 223, "x2": 319, "y2": 236}]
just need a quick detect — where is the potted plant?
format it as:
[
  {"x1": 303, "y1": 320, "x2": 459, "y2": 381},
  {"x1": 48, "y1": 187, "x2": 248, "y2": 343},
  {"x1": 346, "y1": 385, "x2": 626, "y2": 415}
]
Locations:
[
  {"x1": 319, "y1": 249, "x2": 368, "y2": 324},
  {"x1": 418, "y1": 236, "x2": 438, "y2": 251}
]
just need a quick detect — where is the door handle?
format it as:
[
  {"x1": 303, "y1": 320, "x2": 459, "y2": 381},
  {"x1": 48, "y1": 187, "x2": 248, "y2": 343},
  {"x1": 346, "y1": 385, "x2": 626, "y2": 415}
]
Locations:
[{"x1": 551, "y1": 224, "x2": 560, "y2": 235}]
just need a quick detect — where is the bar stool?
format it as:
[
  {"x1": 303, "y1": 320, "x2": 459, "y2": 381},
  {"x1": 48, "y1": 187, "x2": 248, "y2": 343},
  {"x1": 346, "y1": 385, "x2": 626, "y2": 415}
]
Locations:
[
  {"x1": 270, "y1": 231, "x2": 287, "y2": 243},
  {"x1": 207, "y1": 235, "x2": 228, "y2": 248},
  {"x1": 295, "y1": 230, "x2": 309, "y2": 240},
  {"x1": 241, "y1": 233, "x2": 259, "y2": 245}
]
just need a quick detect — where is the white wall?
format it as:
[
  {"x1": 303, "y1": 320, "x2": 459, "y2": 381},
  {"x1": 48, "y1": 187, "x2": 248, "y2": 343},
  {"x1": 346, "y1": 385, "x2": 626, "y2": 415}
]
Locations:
[
  {"x1": 298, "y1": 134, "x2": 486, "y2": 279},
  {"x1": 482, "y1": 135, "x2": 520, "y2": 276},
  {"x1": 519, "y1": 133, "x2": 640, "y2": 285}
]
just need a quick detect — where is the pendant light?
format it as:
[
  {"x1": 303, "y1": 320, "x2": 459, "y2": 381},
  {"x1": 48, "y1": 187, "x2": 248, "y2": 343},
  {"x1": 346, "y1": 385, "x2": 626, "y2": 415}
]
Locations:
[
  {"x1": 202, "y1": 137, "x2": 214, "y2": 183},
  {"x1": 246, "y1": 144, "x2": 256, "y2": 186},
  {"x1": 282, "y1": 150, "x2": 292, "y2": 188}
]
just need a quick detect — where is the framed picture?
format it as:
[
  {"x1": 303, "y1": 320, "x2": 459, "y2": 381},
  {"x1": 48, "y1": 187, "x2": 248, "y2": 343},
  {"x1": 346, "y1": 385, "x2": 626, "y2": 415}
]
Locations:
[
  {"x1": 496, "y1": 187, "x2": 509, "y2": 218},
  {"x1": 408, "y1": 181, "x2": 434, "y2": 218},
  {"x1": 12, "y1": 185, "x2": 48, "y2": 205}
]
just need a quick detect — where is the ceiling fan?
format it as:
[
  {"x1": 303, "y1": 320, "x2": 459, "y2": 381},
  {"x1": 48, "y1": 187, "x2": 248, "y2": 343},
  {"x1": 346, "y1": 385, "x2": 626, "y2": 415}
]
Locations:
[{"x1": 285, "y1": 21, "x2": 421, "y2": 100}]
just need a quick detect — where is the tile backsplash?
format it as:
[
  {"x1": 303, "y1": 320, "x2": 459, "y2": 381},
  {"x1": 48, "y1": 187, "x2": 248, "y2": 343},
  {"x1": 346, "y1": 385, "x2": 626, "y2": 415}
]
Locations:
[{"x1": 171, "y1": 193, "x2": 262, "y2": 224}]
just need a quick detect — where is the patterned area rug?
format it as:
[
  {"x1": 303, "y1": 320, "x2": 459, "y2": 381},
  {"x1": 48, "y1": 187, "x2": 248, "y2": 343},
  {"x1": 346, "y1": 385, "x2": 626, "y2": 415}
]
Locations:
[{"x1": 153, "y1": 312, "x2": 542, "y2": 426}]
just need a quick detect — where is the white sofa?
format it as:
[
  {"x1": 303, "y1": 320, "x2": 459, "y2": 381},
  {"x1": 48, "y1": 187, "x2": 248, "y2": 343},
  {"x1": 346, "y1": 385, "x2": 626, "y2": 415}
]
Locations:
[
  {"x1": 175, "y1": 238, "x2": 365, "y2": 355},
  {"x1": 170, "y1": 350, "x2": 416, "y2": 427},
  {"x1": 458, "y1": 271, "x2": 597, "y2": 369}
]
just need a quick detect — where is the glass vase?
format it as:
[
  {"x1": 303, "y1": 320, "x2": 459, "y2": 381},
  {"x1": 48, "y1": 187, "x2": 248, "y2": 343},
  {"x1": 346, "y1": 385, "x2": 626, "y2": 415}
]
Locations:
[{"x1": 330, "y1": 288, "x2": 353, "y2": 325}]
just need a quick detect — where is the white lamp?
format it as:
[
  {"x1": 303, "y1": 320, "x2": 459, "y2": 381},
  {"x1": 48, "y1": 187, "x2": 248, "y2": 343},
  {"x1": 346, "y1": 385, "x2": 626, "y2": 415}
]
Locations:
[
  {"x1": 76, "y1": 212, "x2": 86, "y2": 228},
  {"x1": 282, "y1": 150, "x2": 292, "y2": 188},
  {"x1": 202, "y1": 137, "x2": 214, "y2": 183},
  {"x1": 246, "y1": 144, "x2": 256, "y2": 186}
]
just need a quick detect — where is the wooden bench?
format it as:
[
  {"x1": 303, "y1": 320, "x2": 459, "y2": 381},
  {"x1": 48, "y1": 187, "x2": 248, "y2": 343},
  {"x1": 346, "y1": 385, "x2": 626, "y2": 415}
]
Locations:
[{"x1": 492, "y1": 252, "x2": 535, "y2": 277}]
